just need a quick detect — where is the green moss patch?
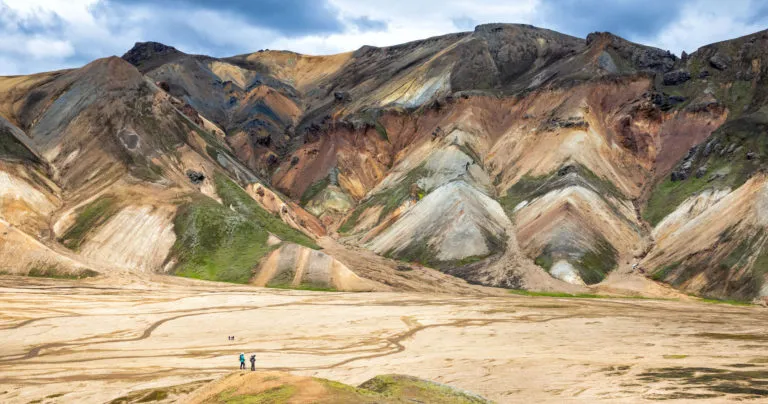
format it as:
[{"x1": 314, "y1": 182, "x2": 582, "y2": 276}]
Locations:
[
  {"x1": 644, "y1": 112, "x2": 768, "y2": 226},
  {"x1": 59, "y1": 196, "x2": 120, "y2": 251},
  {"x1": 213, "y1": 173, "x2": 318, "y2": 249},
  {"x1": 359, "y1": 374, "x2": 492, "y2": 403},
  {"x1": 509, "y1": 290, "x2": 603, "y2": 298},
  {"x1": 652, "y1": 262, "x2": 681, "y2": 281},
  {"x1": 383, "y1": 228, "x2": 502, "y2": 270},
  {"x1": 171, "y1": 174, "x2": 317, "y2": 284},
  {"x1": 576, "y1": 238, "x2": 618, "y2": 284},
  {"x1": 339, "y1": 164, "x2": 429, "y2": 234},
  {"x1": 638, "y1": 366, "x2": 768, "y2": 399},
  {"x1": 216, "y1": 385, "x2": 296, "y2": 404},
  {"x1": 532, "y1": 237, "x2": 617, "y2": 285},
  {"x1": 300, "y1": 177, "x2": 330, "y2": 206},
  {"x1": 171, "y1": 195, "x2": 272, "y2": 283},
  {"x1": 651, "y1": 225, "x2": 768, "y2": 301},
  {"x1": 500, "y1": 163, "x2": 625, "y2": 219},
  {"x1": 27, "y1": 263, "x2": 98, "y2": 279}
]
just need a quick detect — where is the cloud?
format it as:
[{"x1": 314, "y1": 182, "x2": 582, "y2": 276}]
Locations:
[
  {"x1": 451, "y1": 16, "x2": 477, "y2": 31},
  {"x1": 0, "y1": 0, "x2": 767, "y2": 75},
  {"x1": 350, "y1": 16, "x2": 387, "y2": 32},
  {"x1": 537, "y1": 0, "x2": 692, "y2": 41},
  {"x1": 104, "y1": 0, "x2": 344, "y2": 36},
  {"x1": 651, "y1": 0, "x2": 768, "y2": 54}
]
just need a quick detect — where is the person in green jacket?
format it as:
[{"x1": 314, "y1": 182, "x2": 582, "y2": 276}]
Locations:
[{"x1": 239, "y1": 353, "x2": 245, "y2": 370}]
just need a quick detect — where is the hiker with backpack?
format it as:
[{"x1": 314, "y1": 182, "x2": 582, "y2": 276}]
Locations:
[
  {"x1": 239, "y1": 352, "x2": 245, "y2": 370},
  {"x1": 250, "y1": 354, "x2": 256, "y2": 371}
]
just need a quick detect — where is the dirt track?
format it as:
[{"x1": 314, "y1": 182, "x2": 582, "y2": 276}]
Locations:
[{"x1": 1, "y1": 275, "x2": 767, "y2": 403}]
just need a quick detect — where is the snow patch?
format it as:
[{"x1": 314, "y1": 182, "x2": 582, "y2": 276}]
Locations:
[
  {"x1": 550, "y1": 260, "x2": 585, "y2": 285},
  {"x1": 382, "y1": 71, "x2": 451, "y2": 108},
  {"x1": 513, "y1": 200, "x2": 528, "y2": 212}
]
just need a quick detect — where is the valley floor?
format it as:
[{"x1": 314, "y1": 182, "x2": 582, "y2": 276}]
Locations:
[{"x1": 1, "y1": 275, "x2": 767, "y2": 403}]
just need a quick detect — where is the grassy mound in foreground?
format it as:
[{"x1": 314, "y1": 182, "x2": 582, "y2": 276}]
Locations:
[
  {"x1": 170, "y1": 174, "x2": 318, "y2": 284},
  {"x1": 182, "y1": 371, "x2": 492, "y2": 404}
]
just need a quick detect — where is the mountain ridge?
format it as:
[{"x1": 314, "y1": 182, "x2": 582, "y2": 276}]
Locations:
[{"x1": 1, "y1": 23, "x2": 768, "y2": 302}]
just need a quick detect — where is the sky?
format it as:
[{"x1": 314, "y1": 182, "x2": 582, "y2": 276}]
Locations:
[{"x1": 1, "y1": 0, "x2": 767, "y2": 75}]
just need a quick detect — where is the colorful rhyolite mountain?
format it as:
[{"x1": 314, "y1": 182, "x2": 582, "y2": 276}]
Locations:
[{"x1": 2, "y1": 24, "x2": 768, "y2": 302}]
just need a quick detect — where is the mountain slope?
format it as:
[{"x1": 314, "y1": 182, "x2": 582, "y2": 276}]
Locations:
[{"x1": 0, "y1": 55, "x2": 365, "y2": 291}]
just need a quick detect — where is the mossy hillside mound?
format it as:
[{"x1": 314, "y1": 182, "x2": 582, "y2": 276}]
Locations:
[
  {"x1": 171, "y1": 173, "x2": 318, "y2": 283},
  {"x1": 186, "y1": 371, "x2": 492, "y2": 404}
]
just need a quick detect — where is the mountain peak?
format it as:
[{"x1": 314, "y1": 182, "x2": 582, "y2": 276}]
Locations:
[{"x1": 122, "y1": 41, "x2": 185, "y2": 73}]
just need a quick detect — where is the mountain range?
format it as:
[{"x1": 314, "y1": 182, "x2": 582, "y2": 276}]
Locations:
[{"x1": 2, "y1": 23, "x2": 768, "y2": 302}]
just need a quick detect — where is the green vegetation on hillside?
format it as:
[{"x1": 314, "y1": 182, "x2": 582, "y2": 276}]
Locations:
[
  {"x1": 577, "y1": 238, "x2": 619, "y2": 284},
  {"x1": 652, "y1": 262, "x2": 681, "y2": 281},
  {"x1": 339, "y1": 164, "x2": 429, "y2": 234},
  {"x1": 27, "y1": 263, "x2": 98, "y2": 279},
  {"x1": 197, "y1": 373, "x2": 491, "y2": 404},
  {"x1": 359, "y1": 374, "x2": 491, "y2": 403},
  {"x1": 384, "y1": 231, "x2": 501, "y2": 270},
  {"x1": 172, "y1": 195, "x2": 271, "y2": 283},
  {"x1": 644, "y1": 113, "x2": 768, "y2": 225},
  {"x1": 171, "y1": 174, "x2": 318, "y2": 284},
  {"x1": 213, "y1": 173, "x2": 318, "y2": 249},
  {"x1": 509, "y1": 290, "x2": 603, "y2": 298},
  {"x1": 649, "y1": 226, "x2": 768, "y2": 300},
  {"x1": 532, "y1": 237, "x2": 618, "y2": 285},
  {"x1": 217, "y1": 385, "x2": 297, "y2": 403},
  {"x1": 699, "y1": 297, "x2": 753, "y2": 306},
  {"x1": 300, "y1": 177, "x2": 330, "y2": 206},
  {"x1": 59, "y1": 196, "x2": 120, "y2": 251},
  {"x1": 499, "y1": 164, "x2": 624, "y2": 217}
]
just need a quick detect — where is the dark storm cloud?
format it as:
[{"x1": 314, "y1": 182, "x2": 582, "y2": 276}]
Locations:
[
  {"x1": 104, "y1": 0, "x2": 344, "y2": 36},
  {"x1": 539, "y1": 0, "x2": 692, "y2": 41}
]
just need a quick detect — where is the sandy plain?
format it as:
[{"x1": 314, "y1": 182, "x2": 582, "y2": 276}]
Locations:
[{"x1": 1, "y1": 274, "x2": 767, "y2": 403}]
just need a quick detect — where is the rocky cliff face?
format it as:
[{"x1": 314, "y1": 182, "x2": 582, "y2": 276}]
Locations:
[{"x1": 2, "y1": 24, "x2": 768, "y2": 300}]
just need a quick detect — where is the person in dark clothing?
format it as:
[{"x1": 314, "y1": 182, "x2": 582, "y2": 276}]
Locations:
[
  {"x1": 250, "y1": 354, "x2": 256, "y2": 371},
  {"x1": 239, "y1": 352, "x2": 246, "y2": 369}
]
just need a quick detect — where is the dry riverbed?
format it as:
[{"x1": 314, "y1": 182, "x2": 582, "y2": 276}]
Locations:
[{"x1": 1, "y1": 275, "x2": 767, "y2": 403}]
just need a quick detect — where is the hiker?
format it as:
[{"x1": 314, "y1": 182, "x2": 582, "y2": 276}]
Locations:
[
  {"x1": 239, "y1": 352, "x2": 245, "y2": 370},
  {"x1": 250, "y1": 354, "x2": 256, "y2": 371}
]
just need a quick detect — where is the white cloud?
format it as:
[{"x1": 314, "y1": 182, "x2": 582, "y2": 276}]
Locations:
[{"x1": 651, "y1": 0, "x2": 767, "y2": 54}]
